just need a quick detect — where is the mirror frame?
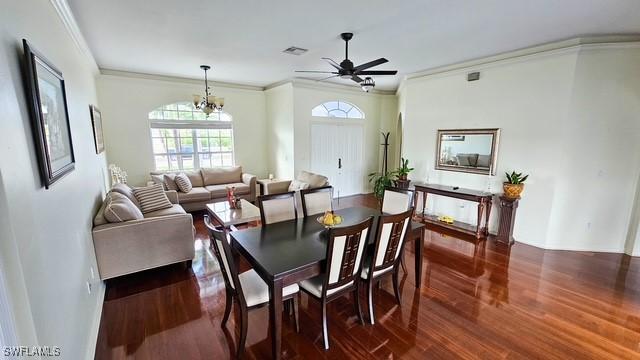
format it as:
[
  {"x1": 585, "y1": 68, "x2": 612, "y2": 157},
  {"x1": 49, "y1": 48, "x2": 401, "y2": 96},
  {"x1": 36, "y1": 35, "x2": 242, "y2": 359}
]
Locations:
[{"x1": 435, "y1": 128, "x2": 500, "y2": 175}]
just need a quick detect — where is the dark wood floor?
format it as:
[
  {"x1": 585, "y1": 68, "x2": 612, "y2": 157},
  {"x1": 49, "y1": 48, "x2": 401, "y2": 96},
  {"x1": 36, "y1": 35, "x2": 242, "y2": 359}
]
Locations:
[{"x1": 94, "y1": 194, "x2": 640, "y2": 359}]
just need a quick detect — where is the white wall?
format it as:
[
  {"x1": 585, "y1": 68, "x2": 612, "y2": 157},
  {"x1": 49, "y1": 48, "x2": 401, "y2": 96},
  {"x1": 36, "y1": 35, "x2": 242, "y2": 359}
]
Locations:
[
  {"x1": 97, "y1": 73, "x2": 269, "y2": 185},
  {"x1": 0, "y1": 1, "x2": 108, "y2": 358},
  {"x1": 265, "y1": 83, "x2": 295, "y2": 179},
  {"x1": 399, "y1": 44, "x2": 640, "y2": 253}
]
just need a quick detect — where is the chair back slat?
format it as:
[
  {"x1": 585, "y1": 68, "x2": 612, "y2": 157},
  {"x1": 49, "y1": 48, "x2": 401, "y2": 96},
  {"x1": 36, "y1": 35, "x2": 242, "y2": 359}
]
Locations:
[
  {"x1": 324, "y1": 217, "x2": 373, "y2": 296},
  {"x1": 301, "y1": 186, "x2": 333, "y2": 217},
  {"x1": 258, "y1": 192, "x2": 297, "y2": 225},
  {"x1": 381, "y1": 187, "x2": 414, "y2": 214},
  {"x1": 372, "y1": 208, "x2": 413, "y2": 276},
  {"x1": 204, "y1": 216, "x2": 244, "y2": 299}
]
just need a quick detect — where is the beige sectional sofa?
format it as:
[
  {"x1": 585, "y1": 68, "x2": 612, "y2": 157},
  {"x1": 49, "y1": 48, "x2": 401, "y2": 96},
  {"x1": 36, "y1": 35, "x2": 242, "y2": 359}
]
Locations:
[
  {"x1": 150, "y1": 166, "x2": 257, "y2": 212},
  {"x1": 92, "y1": 184, "x2": 195, "y2": 280},
  {"x1": 261, "y1": 171, "x2": 329, "y2": 195}
]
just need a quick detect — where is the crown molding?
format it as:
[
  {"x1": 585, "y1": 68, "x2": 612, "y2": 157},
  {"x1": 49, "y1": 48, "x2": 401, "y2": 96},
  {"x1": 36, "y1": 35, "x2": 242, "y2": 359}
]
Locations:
[
  {"x1": 49, "y1": 0, "x2": 98, "y2": 72},
  {"x1": 99, "y1": 69, "x2": 265, "y2": 91},
  {"x1": 405, "y1": 35, "x2": 640, "y2": 82},
  {"x1": 266, "y1": 78, "x2": 397, "y2": 96}
]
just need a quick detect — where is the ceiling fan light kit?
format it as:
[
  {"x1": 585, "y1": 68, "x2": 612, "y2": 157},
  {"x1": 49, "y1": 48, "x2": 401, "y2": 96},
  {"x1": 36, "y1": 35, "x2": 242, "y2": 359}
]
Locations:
[
  {"x1": 295, "y1": 32, "x2": 398, "y2": 92},
  {"x1": 193, "y1": 65, "x2": 224, "y2": 115}
]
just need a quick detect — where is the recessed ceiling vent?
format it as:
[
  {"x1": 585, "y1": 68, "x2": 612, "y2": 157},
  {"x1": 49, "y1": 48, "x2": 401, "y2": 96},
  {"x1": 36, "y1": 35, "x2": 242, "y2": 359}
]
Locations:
[{"x1": 283, "y1": 46, "x2": 308, "y2": 55}]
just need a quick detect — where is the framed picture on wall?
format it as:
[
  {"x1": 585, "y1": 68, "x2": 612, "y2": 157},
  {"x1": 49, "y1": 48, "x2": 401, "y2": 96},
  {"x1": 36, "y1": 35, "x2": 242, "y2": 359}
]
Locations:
[
  {"x1": 22, "y1": 39, "x2": 75, "y2": 189},
  {"x1": 90, "y1": 105, "x2": 104, "y2": 154}
]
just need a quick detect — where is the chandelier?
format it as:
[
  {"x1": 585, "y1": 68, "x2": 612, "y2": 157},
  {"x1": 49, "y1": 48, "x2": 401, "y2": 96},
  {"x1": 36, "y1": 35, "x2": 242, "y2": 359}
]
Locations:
[
  {"x1": 360, "y1": 77, "x2": 375, "y2": 92},
  {"x1": 193, "y1": 65, "x2": 224, "y2": 115}
]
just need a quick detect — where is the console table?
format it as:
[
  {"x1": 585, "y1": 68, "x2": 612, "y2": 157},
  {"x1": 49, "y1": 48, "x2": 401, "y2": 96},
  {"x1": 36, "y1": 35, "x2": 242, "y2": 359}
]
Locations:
[{"x1": 412, "y1": 182, "x2": 493, "y2": 238}]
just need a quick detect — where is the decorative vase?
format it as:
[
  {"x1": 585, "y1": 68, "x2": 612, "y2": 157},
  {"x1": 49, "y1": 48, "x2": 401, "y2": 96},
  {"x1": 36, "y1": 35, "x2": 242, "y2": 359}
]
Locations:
[{"x1": 503, "y1": 183, "x2": 524, "y2": 199}]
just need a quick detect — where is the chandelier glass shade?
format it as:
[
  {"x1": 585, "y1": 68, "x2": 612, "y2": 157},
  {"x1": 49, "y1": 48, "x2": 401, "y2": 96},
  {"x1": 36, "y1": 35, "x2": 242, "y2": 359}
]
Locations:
[
  {"x1": 360, "y1": 77, "x2": 375, "y2": 92},
  {"x1": 193, "y1": 65, "x2": 224, "y2": 115}
]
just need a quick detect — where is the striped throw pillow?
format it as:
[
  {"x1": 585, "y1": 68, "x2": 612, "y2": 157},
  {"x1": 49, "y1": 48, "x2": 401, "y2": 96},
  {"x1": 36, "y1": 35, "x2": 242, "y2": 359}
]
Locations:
[
  {"x1": 132, "y1": 183, "x2": 173, "y2": 213},
  {"x1": 174, "y1": 173, "x2": 193, "y2": 193}
]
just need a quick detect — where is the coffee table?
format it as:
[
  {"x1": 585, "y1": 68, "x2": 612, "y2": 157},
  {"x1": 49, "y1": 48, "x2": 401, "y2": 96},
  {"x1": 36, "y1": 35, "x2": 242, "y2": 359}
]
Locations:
[{"x1": 206, "y1": 199, "x2": 261, "y2": 231}]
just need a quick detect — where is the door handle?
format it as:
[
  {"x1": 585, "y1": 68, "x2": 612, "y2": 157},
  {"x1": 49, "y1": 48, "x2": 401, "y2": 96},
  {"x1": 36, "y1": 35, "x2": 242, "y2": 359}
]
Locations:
[{"x1": 338, "y1": 158, "x2": 342, "y2": 169}]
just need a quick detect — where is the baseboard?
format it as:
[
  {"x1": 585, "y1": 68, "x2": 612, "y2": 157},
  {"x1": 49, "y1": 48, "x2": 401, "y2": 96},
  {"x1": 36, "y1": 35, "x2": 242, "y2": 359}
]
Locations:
[
  {"x1": 515, "y1": 238, "x2": 625, "y2": 254},
  {"x1": 85, "y1": 282, "x2": 105, "y2": 360}
]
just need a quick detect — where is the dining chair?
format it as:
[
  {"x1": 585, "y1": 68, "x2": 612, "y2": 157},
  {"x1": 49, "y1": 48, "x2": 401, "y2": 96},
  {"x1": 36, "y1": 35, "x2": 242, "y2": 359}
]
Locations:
[
  {"x1": 299, "y1": 216, "x2": 373, "y2": 350},
  {"x1": 257, "y1": 191, "x2": 297, "y2": 225},
  {"x1": 204, "y1": 215, "x2": 300, "y2": 358},
  {"x1": 381, "y1": 187, "x2": 415, "y2": 272},
  {"x1": 300, "y1": 185, "x2": 333, "y2": 217},
  {"x1": 381, "y1": 187, "x2": 414, "y2": 214},
  {"x1": 361, "y1": 207, "x2": 413, "y2": 324}
]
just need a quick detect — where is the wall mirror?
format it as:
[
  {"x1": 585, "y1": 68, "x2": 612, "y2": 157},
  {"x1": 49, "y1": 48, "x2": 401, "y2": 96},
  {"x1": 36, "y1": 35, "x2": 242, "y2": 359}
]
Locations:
[{"x1": 435, "y1": 128, "x2": 500, "y2": 175}]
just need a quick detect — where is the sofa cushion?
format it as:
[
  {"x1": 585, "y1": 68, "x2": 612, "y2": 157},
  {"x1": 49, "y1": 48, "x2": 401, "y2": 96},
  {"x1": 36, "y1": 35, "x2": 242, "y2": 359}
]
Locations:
[
  {"x1": 175, "y1": 173, "x2": 193, "y2": 193},
  {"x1": 150, "y1": 174, "x2": 166, "y2": 189},
  {"x1": 288, "y1": 179, "x2": 310, "y2": 192},
  {"x1": 94, "y1": 200, "x2": 109, "y2": 226},
  {"x1": 111, "y1": 183, "x2": 141, "y2": 208},
  {"x1": 206, "y1": 183, "x2": 250, "y2": 199},
  {"x1": 297, "y1": 171, "x2": 328, "y2": 188},
  {"x1": 202, "y1": 166, "x2": 242, "y2": 186},
  {"x1": 133, "y1": 183, "x2": 173, "y2": 214},
  {"x1": 183, "y1": 170, "x2": 204, "y2": 187},
  {"x1": 177, "y1": 187, "x2": 210, "y2": 203},
  {"x1": 104, "y1": 192, "x2": 144, "y2": 223},
  {"x1": 163, "y1": 173, "x2": 179, "y2": 191},
  {"x1": 143, "y1": 204, "x2": 187, "y2": 218}
]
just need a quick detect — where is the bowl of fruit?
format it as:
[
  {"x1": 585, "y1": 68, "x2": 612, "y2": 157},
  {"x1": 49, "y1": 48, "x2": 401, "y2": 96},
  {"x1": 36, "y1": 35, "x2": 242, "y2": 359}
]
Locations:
[{"x1": 317, "y1": 211, "x2": 343, "y2": 228}]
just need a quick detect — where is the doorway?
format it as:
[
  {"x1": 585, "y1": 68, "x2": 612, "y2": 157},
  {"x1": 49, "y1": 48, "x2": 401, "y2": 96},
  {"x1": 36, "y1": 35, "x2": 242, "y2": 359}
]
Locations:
[{"x1": 310, "y1": 122, "x2": 364, "y2": 198}]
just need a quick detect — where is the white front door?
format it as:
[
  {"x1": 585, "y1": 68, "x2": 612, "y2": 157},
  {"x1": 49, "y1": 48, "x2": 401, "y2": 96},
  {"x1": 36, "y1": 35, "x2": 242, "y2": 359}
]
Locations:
[{"x1": 310, "y1": 122, "x2": 364, "y2": 198}]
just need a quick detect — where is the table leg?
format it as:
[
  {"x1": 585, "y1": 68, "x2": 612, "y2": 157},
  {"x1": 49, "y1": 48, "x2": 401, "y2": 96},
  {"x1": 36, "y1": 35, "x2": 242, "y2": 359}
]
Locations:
[
  {"x1": 484, "y1": 198, "x2": 492, "y2": 236},
  {"x1": 414, "y1": 229, "x2": 424, "y2": 288},
  {"x1": 476, "y1": 201, "x2": 485, "y2": 238},
  {"x1": 269, "y1": 279, "x2": 283, "y2": 360},
  {"x1": 421, "y1": 192, "x2": 428, "y2": 219}
]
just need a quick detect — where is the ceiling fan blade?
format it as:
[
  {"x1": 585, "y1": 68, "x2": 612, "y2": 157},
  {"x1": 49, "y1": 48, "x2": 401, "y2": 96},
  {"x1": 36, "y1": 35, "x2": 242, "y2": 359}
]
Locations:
[
  {"x1": 351, "y1": 75, "x2": 364, "y2": 83},
  {"x1": 295, "y1": 70, "x2": 338, "y2": 74},
  {"x1": 322, "y1": 57, "x2": 343, "y2": 70},
  {"x1": 353, "y1": 58, "x2": 388, "y2": 72},
  {"x1": 317, "y1": 74, "x2": 340, "y2": 82},
  {"x1": 355, "y1": 70, "x2": 398, "y2": 76}
]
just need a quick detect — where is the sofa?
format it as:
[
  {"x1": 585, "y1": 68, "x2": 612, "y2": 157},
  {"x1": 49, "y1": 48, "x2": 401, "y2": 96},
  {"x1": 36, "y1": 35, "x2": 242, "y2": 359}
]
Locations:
[
  {"x1": 149, "y1": 166, "x2": 257, "y2": 212},
  {"x1": 92, "y1": 183, "x2": 195, "y2": 280},
  {"x1": 261, "y1": 170, "x2": 329, "y2": 195}
]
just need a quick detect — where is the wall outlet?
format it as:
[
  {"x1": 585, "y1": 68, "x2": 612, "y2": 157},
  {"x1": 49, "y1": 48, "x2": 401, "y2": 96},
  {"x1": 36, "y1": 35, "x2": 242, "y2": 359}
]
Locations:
[{"x1": 86, "y1": 280, "x2": 92, "y2": 295}]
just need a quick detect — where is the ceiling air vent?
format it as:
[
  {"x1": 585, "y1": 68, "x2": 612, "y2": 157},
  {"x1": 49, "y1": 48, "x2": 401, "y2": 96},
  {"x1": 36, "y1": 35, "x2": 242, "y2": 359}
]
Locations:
[{"x1": 283, "y1": 46, "x2": 308, "y2": 55}]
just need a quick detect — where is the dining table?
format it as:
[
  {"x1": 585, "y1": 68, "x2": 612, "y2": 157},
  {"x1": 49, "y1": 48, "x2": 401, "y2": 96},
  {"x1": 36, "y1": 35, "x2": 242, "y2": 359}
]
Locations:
[{"x1": 229, "y1": 206, "x2": 425, "y2": 359}]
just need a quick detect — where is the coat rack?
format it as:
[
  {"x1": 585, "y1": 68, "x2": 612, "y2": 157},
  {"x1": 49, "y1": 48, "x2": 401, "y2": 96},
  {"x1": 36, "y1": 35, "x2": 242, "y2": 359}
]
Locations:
[{"x1": 380, "y1": 132, "x2": 391, "y2": 175}]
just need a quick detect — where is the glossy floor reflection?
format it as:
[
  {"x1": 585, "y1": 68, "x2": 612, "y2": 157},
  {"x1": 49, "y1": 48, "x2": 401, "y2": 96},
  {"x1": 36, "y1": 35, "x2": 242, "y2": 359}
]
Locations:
[{"x1": 95, "y1": 195, "x2": 640, "y2": 359}]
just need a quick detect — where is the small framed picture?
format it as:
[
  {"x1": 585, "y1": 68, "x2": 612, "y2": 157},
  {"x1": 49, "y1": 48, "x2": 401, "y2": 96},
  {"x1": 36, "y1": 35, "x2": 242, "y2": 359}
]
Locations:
[
  {"x1": 90, "y1": 105, "x2": 105, "y2": 154},
  {"x1": 23, "y1": 39, "x2": 75, "y2": 188}
]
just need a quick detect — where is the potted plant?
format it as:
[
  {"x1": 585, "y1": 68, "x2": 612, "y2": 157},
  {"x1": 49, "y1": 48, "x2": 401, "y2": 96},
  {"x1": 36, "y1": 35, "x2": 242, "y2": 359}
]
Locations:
[
  {"x1": 368, "y1": 171, "x2": 394, "y2": 200},
  {"x1": 394, "y1": 158, "x2": 414, "y2": 189},
  {"x1": 503, "y1": 171, "x2": 529, "y2": 199}
]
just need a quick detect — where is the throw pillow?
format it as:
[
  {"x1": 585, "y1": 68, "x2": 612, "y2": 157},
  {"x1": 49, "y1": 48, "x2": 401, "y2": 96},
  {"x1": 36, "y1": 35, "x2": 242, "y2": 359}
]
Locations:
[
  {"x1": 174, "y1": 173, "x2": 193, "y2": 193},
  {"x1": 163, "y1": 173, "x2": 179, "y2": 191},
  {"x1": 288, "y1": 179, "x2": 310, "y2": 192},
  {"x1": 132, "y1": 183, "x2": 173, "y2": 214},
  {"x1": 104, "y1": 192, "x2": 144, "y2": 223},
  {"x1": 150, "y1": 174, "x2": 167, "y2": 190},
  {"x1": 111, "y1": 183, "x2": 141, "y2": 208}
]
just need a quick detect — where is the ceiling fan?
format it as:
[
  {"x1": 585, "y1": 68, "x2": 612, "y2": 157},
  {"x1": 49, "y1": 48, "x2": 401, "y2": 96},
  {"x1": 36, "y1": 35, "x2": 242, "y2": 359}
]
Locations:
[{"x1": 295, "y1": 32, "x2": 398, "y2": 92}]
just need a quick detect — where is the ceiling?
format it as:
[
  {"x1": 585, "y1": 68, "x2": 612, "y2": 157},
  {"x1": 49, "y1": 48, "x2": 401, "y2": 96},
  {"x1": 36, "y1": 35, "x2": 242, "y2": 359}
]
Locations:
[{"x1": 67, "y1": 0, "x2": 640, "y2": 91}]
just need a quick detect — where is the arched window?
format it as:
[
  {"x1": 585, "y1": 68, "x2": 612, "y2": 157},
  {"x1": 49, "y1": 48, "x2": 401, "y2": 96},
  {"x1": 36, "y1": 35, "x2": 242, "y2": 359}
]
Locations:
[
  {"x1": 149, "y1": 102, "x2": 234, "y2": 171},
  {"x1": 311, "y1": 101, "x2": 364, "y2": 119}
]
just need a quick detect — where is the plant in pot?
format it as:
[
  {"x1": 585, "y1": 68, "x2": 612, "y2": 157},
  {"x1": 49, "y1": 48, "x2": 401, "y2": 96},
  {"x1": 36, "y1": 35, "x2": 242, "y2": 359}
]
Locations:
[
  {"x1": 368, "y1": 171, "x2": 395, "y2": 200},
  {"x1": 394, "y1": 158, "x2": 414, "y2": 189},
  {"x1": 503, "y1": 171, "x2": 529, "y2": 199}
]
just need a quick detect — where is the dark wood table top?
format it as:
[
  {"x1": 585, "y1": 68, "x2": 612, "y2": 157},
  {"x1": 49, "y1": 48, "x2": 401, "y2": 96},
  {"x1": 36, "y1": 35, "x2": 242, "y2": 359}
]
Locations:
[
  {"x1": 412, "y1": 182, "x2": 493, "y2": 198},
  {"x1": 230, "y1": 206, "x2": 425, "y2": 281}
]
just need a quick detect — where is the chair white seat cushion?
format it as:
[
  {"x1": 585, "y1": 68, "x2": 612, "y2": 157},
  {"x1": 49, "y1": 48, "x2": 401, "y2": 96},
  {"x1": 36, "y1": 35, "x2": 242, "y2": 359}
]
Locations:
[
  {"x1": 239, "y1": 269, "x2": 299, "y2": 307},
  {"x1": 360, "y1": 256, "x2": 393, "y2": 279},
  {"x1": 299, "y1": 274, "x2": 353, "y2": 298}
]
